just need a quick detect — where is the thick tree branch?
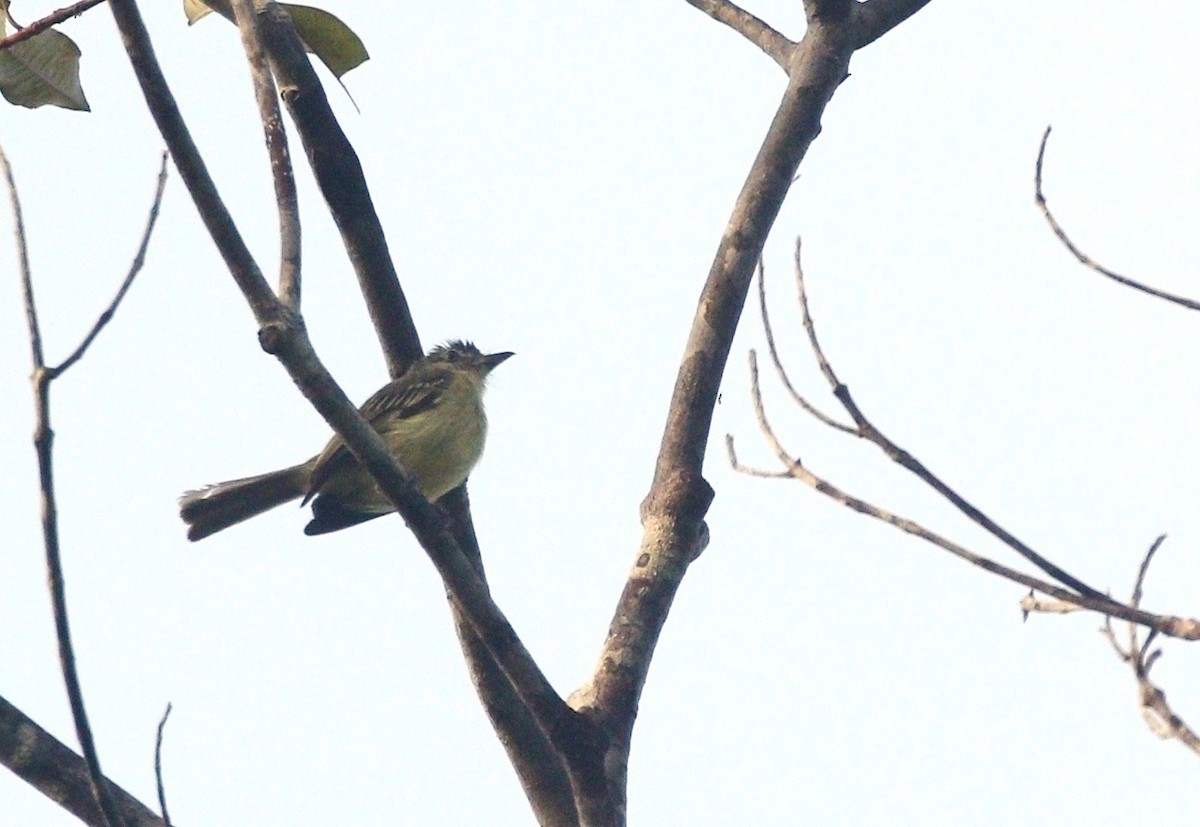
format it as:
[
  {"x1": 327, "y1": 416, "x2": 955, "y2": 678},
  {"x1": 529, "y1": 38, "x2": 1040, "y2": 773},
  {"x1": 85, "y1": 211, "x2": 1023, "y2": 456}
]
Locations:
[
  {"x1": 441, "y1": 487, "x2": 578, "y2": 827},
  {"x1": 573, "y1": 4, "x2": 938, "y2": 813},
  {"x1": 109, "y1": 4, "x2": 591, "y2": 822},
  {"x1": 0, "y1": 695, "x2": 165, "y2": 827},
  {"x1": 1034, "y1": 126, "x2": 1199, "y2": 312},
  {"x1": 248, "y1": 1, "x2": 421, "y2": 373},
  {"x1": 683, "y1": 0, "x2": 794, "y2": 70},
  {"x1": 582, "y1": 10, "x2": 859, "y2": 769},
  {"x1": 241, "y1": 5, "x2": 586, "y2": 817}
]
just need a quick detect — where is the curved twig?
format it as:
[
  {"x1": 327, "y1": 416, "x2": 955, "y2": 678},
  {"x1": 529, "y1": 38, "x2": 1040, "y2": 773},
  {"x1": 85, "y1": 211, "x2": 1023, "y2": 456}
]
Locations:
[
  {"x1": 1035, "y1": 126, "x2": 1199, "y2": 312},
  {"x1": 154, "y1": 703, "x2": 172, "y2": 827},
  {"x1": 733, "y1": 350, "x2": 1200, "y2": 640},
  {"x1": 789, "y1": 239, "x2": 1110, "y2": 601},
  {"x1": 756, "y1": 256, "x2": 854, "y2": 433}
]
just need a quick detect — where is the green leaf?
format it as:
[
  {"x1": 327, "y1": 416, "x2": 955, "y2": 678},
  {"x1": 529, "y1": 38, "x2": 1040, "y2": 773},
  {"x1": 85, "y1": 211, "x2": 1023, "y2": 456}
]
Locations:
[
  {"x1": 184, "y1": 0, "x2": 368, "y2": 78},
  {"x1": 0, "y1": 19, "x2": 90, "y2": 111},
  {"x1": 281, "y1": 4, "x2": 368, "y2": 79}
]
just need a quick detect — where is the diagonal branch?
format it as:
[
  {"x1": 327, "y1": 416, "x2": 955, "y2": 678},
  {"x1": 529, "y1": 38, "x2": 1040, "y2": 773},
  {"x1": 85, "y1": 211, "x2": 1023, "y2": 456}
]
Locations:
[
  {"x1": 731, "y1": 350, "x2": 1200, "y2": 639},
  {"x1": 240, "y1": 4, "x2": 579, "y2": 816},
  {"x1": 683, "y1": 0, "x2": 795, "y2": 70},
  {"x1": 55, "y1": 152, "x2": 169, "y2": 375},
  {"x1": 579, "y1": 3, "x2": 940, "y2": 812},
  {"x1": 0, "y1": 694, "x2": 165, "y2": 826},
  {"x1": 109, "y1": 2, "x2": 592, "y2": 820},
  {"x1": 1035, "y1": 126, "x2": 1199, "y2": 312},
  {"x1": 787, "y1": 239, "x2": 1110, "y2": 601},
  {"x1": 0, "y1": 0, "x2": 109, "y2": 50}
]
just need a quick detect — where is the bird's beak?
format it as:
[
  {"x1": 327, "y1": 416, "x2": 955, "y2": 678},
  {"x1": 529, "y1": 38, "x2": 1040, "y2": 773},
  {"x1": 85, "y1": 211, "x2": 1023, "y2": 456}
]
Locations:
[{"x1": 483, "y1": 351, "x2": 514, "y2": 372}]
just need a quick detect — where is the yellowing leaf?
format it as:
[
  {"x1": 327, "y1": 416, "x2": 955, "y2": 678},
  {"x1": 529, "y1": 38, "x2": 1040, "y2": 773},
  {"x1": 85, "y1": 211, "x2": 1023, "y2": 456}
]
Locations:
[
  {"x1": 0, "y1": 24, "x2": 89, "y2": 111},
  {"x1": 183, "y1": 0, "x2": 368, "y2": 78}
]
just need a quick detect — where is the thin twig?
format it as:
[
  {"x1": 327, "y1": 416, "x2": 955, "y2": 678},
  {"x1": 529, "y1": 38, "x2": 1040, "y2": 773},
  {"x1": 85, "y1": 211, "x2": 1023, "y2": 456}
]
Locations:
[
  {"x1": 755, "y1": 256, "x2": 854, "y2": 433},
  {"x1": 56, "y1": 152, "x2": 168, "y2": 375},
  {"x1": 731, "y1": 349, "x2": 1200, "y2": 639},
  {"x1": 790, "y1": 239, "x2": 1109, "y2": 601},
  {"x1": 684, "y1": 0, "x2": 794, "y2": 70},
  {"x1": 0, "y1": 0, "x2": 109, "y2": 50},
  {"x1": 154, "y1": 704, "x2": 172, "y2": 827},
  {"x1": 3, "y1": 147, "x2": 124, "y2": 827},
  {"x1": 1034, "y1": 126, "x2": 1199, "y2": 311},
  {"x1": 1106, "y1": 538, "x2": 1200, "y2": 755},
  {"x1": 231, "y1": 0, "x2": 300, "y2": 309}
]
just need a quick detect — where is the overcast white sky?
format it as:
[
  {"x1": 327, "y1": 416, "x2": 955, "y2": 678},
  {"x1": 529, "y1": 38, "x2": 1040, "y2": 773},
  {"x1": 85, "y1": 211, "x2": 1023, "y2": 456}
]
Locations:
[{"x1": 3, "y1": 1, "x2": 1198, "y2": 824}]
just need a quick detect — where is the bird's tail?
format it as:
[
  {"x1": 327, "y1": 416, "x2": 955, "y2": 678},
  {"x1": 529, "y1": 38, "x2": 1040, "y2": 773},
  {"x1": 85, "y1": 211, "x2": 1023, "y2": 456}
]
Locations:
[{"x1": 179, "y1": 462, "x2": 312, "y2": 541}]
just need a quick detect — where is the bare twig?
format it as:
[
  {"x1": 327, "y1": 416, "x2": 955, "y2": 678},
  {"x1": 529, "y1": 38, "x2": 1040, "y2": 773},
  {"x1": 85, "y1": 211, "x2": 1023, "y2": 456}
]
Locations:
[
  {"x1": 1034, "y1": 126, "x2": 1199, "y2": 312},
  {"x1": 154, "y1": 704, "x2": 172, "y2": 827},
  {"x1": 730, "y1": 350, "x2": 1200, "y2": 639},
  {"x1": 683, "y1": 0, "x2": 795, "y2": 70},
  {"x1": 755, "y1": 256, "x2": 854, "y2": 433},
  {"x1": 57, "y1": 152, "x2": 169, "y2": 375},
  {"x1": 788, "y1": 239, "x2": 1109, "y2": 601},
  {"x1": 4, "y1": 145, "x2": 135, "y2": 827},
  {"x1": 0, "y1": 0, "x2": 109, "y2": 50},
  {"x1": 231, "y1": 0, "x2": 300, "y2": 309},
  {"x1": 1100, "y1": 538, "x2": 1200, "y2": 755}
]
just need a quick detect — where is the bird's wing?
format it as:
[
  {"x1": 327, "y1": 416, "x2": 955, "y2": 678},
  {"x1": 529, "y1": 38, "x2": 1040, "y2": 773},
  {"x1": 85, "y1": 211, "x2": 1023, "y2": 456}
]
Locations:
[{"x1": 303, "y1": 369, "x2": 453, "y2": 501}]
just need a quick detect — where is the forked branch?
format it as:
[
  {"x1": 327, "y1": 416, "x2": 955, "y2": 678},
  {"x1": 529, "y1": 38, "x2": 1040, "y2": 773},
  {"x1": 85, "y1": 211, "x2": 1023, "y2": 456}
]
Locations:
[
  {"x1": 729, "y1": 239, "x2": 1200, "y2": 641},
  {"x1": 1100, "y1": 538, "x2": 1200, "y2": 756}
]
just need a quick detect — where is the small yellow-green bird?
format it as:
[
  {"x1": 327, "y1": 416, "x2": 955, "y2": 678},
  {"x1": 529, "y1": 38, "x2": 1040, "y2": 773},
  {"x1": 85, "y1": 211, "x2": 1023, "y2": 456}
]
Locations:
[{"x1": 179, "y1": 340, "x2": 512, "y2": 540}]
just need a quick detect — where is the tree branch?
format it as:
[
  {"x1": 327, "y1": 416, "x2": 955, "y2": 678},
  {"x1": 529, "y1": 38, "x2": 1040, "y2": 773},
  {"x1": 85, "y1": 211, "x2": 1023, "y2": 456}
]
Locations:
[
  {"x1": 582, "y1": 11, "x2": 858, "y2": 777},
  {"x1": 109, "y1": 3, "x2": 593, "y2": 820},
  {"x1": 0, "y1": 0, "x2": 109, "y2": 51},
  {"x1": 729, "y1": 350, "x2": 1199, "y2": 639},
  {"x1": 683, "y1": 0, "x2": 794, "y2": 70},
  {"x1": 4, "y1": 144, "x2": 166, "y2": 827},
  {"x1": 1034, "y1": 126, "x2": 1199, "y2": 312},
  {"x1": 248, "y1": 1, "x2": 421, "y2": 373},
  {"x1": 231, "y1": 0, "x2": 301, "y2": 310},
  {"x1": 0, "y1": 695, "x2": 165, "y2": 826},
  {"x1": 786, "y1": 238, "x2": 1112, "y2": 601},
  {"x1": 1100, "y1": 538, "x2": 1200, "y2": 754}
]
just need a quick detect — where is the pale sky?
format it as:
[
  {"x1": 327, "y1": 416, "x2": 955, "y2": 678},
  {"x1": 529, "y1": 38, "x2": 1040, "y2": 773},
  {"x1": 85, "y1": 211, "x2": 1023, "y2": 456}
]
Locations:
[{"x1": 3, "y1": 2, "x2": 1198, "y2": 824}]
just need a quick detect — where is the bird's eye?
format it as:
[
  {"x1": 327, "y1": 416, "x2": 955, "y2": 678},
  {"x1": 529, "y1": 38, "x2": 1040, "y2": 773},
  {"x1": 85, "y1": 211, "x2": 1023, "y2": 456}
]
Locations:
[{"x1": 444, "y1": 349, "x2": 460, "y2": 362}]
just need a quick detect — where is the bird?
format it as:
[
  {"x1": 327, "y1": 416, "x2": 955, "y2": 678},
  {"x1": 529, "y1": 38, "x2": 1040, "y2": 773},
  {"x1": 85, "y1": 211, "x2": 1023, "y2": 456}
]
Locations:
[{"x1": 179, "y1": 340, "x2": 512, "y2": 541}]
